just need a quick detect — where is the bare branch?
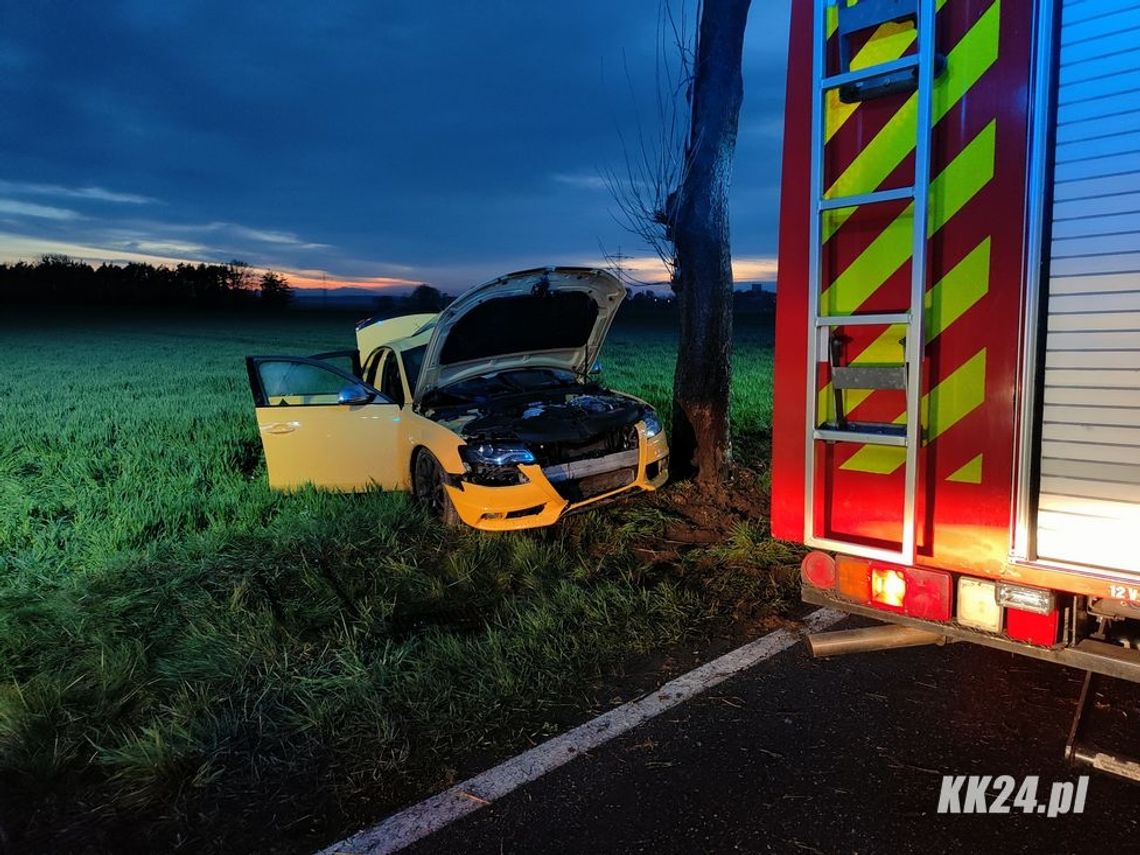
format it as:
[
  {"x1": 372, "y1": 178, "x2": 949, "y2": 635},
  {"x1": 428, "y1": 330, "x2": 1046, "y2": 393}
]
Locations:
[{"x1": 603, "y1": 0, "x2": 699, "y2": 293}]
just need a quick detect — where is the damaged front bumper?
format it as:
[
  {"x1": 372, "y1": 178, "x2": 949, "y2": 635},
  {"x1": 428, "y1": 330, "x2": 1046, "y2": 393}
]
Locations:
[{"x1": 445, "y1": 426, "x2": 669, "y2": 530}]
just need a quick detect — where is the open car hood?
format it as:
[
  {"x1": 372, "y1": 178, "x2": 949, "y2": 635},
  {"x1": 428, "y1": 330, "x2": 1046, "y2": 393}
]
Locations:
[{"x1": 414, "y1": 267, "x2": 625, "y2": 405}]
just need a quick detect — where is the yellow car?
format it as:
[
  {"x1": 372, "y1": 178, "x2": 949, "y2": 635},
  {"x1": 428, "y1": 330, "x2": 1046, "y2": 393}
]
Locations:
[{"x1": 245, "y1": 267, "x2": 669, "y2": 529}]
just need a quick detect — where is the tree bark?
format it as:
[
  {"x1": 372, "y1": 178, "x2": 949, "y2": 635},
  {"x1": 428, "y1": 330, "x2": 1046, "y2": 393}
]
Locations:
[{"x1": 670, "y1": 0, "x2": 750, "y2": 486}]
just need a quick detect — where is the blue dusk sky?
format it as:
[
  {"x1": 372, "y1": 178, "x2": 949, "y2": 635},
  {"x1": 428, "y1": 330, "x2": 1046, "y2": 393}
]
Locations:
[{"x1": 0, "y1": 1, "x2": 789, "y2": 291}]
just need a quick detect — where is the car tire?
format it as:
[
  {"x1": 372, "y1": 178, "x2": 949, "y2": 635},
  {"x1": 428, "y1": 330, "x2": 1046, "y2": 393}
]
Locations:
[{"x1": 413, "y1": 449, "x2": 461, "y2": 527}]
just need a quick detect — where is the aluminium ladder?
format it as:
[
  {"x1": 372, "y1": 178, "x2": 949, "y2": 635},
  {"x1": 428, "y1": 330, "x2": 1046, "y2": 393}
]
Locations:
[{"x1": 803, "y1": 0, "x2": 941, "y2": 565}]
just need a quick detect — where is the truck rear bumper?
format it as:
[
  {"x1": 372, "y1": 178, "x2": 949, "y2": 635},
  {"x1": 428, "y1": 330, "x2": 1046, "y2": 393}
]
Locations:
[{"x1": 804, "y1": 587, "x2": 1140, "y2": 683}]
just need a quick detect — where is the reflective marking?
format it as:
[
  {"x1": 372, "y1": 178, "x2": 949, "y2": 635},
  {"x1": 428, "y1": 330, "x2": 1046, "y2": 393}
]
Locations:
[
  {"x1": 825, "y1": 0, "x2": 951, "y2": 143},
  {"x1": 823, "y1": 0, "x2": 1002, "y2": 242},
  {"x1": 822, "y1": 120, "x2": 997, "y2": 315},
  {"x1": 925, "y1": 237, "x2": 992, "y2": 343},
  {"x1": 816, "y1": 237, "x2": 991, "y2": 424},
  {"x1": 315, "y1": 609, "x2": 847, "y2": 855},
  {"x1": 841, "y1": 349, "x2": 988, "y2": 473},
  {"x1": 947, "y1": 453, "x2": 984, "y2": 484}
]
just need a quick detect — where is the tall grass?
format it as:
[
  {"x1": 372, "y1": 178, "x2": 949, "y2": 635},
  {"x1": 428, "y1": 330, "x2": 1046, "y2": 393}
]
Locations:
[{"x1": 0, "y1": 308, "x2": 779, "y2": 851}]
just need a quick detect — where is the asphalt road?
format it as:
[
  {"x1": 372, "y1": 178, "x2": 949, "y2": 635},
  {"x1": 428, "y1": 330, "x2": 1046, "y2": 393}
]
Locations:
[{"x1": 402, "y1": 616, "x2": 1140, "y2": 855}]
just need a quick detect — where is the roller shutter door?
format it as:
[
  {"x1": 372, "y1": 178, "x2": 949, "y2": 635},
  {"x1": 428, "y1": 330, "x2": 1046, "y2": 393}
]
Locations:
[{"x1": 1036, "y1": 0, "x2": 1140, "y2": 573}]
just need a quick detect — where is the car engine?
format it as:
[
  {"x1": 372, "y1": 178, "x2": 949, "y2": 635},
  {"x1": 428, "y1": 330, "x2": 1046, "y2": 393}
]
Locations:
[{"x1": 425, "y1": 383, "x2": 650, "y2": 498}]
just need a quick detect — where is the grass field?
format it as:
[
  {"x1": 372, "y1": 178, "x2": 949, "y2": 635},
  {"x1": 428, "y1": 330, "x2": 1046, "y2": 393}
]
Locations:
[{"x1": 0, "y1": 307, "x2": 786, "y2": 852}]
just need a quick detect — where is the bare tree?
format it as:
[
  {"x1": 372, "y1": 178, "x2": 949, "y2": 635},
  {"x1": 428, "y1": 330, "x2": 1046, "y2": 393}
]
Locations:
[
  {"x1": 605, "y1": 3, "x2": 696, "y2": 286},
  {"x1": 608, "y1": 0, "x2": 751, "y2": 485},
  {"x1": 258, "y1": 270, "x2": 294, "y2": 308}
]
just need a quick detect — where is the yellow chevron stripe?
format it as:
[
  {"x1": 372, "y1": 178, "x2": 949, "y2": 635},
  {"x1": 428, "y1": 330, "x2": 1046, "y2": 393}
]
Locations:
[
  {"x1": 816, "y1": 236, "x2": 992, "y2": 424},
  {"x1": 840, "y1": 349, "x2": 987, "y2": 473},
  {"x1": 825, "y1": 0, "x2": 950, "y2": 143},
  {"x1": 823, "y1": 0, "x2": 1001, "y2": 242},
  {"x1": 927, "y1": 349, "x2": 986, "y2": 437},
  {"x1": 926, "y1": 237, "x2": 990, "y2": 341},
  {"x1": 821, "y1": 119, "x2": 995, "y2": 316},
  {"x1": 947, "y1": 453, "x2": 984, "y2": 484},
  {"x1": 816, "y1": 236, "x2": 992, "y2": 423}
]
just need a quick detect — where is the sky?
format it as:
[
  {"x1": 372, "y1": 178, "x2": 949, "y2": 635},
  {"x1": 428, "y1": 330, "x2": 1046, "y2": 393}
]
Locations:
[{"x1": 0, "y1": 1, "x2": 789, "y2": 292}]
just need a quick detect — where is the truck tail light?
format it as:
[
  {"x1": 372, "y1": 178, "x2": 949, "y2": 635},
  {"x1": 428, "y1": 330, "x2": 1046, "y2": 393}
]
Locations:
[
  {"x1": 836, "y1": 555, "x2": 872, "y2": 603},
  {"x1": 902, "y1": 566, "x2": 952, "y2": 622},
  {"x1": 870, "y1": 565, "x2": 906, "y2": 611},
  {"x1": 801, "y1": 551, "x2": 836, "y2": 589},
  {"x1": 1006, "y1": 607, "x2": 1059, "y2": 646},
  {"x1": 867, "y1": 563, "x2": 952, "y2": 620},
  {"x1": 957, "y1": 577, "x2": 1002, "y2": 633},
  {"x1": 832, "y1": 557, "x2": 952, "y2": 623},
  {"x1": 996, "y1": 582, "x2": 1055, "y2": 615}
]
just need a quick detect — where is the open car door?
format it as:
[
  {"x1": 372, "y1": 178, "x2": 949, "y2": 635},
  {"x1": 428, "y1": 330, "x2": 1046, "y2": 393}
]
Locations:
[
  {"x1": 308, "y1": 349, "x2": 362, "y2": 378},
  {"x1": 245, "y1": 355, "x2": 404, "y2": 491}
]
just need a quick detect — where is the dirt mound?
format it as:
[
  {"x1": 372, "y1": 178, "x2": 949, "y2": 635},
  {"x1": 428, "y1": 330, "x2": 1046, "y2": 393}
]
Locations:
[
  {"x1": 603, "y1": 462, "x2": 803, "y2": 628},
  {"x1": 657, "y1": 464, "x2": 772, "y2": 546}
]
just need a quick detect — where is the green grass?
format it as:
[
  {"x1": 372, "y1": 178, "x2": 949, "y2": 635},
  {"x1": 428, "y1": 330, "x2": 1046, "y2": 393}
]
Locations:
[{"x1": 0, "y1": 308, "x2": 783, "y2": 852}]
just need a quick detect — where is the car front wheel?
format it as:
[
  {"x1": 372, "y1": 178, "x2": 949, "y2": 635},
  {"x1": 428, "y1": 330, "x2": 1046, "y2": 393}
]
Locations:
[{"x1": 413, "y1": 449, "x2": 461, "y2": 526}]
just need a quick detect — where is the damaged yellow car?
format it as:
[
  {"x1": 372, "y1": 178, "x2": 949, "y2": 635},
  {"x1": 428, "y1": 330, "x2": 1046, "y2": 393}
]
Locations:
[{"x1": 245, "y1": 267, "x2": 669, "y2": 530}]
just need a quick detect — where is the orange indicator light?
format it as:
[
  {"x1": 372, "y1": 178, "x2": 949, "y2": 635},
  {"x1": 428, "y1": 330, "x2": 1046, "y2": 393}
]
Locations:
[{"x1": 836, "y1": 555, "x2": 872, "y2": 603}]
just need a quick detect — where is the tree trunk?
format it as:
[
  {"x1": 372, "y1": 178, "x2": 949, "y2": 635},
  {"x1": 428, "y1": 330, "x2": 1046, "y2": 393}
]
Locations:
[{"x1": 670, "y1": 0, "x2": 750, "y2": 486}]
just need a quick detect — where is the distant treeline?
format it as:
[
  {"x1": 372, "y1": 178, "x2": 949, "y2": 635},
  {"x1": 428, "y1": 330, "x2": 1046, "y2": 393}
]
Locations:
[
  {"x1": 0, "y1": 255, "x2": 294, "y2": 308},
  {"x1": 621, "y1": 287, "x2": 776, "y2": 317},
  {"x1": 367, "y1": 284, "x2": 452, "y2": 315}
]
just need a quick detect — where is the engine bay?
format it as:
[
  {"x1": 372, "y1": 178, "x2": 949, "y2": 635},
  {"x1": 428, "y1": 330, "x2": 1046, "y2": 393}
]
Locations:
[
  {"x1": 421, "y1": 369, "x2": 646, "y2": 469},
  {"x1": 428, "y1": 391, "x2": 643, "y2": 461}
]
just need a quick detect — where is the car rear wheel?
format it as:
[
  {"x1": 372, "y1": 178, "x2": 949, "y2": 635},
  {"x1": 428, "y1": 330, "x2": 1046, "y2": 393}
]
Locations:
[{"x1": 413, "y1": 450, "x2": 461, "y2": 526}]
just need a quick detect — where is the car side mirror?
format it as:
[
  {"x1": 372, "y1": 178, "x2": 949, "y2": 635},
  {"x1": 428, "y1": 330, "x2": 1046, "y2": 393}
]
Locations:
[
  {"x1": 338, "y1": 383, "x2": 375, "y2": 405},
  {"x1": 590, "y1": 359, "x2": 603, "y2": 375}
]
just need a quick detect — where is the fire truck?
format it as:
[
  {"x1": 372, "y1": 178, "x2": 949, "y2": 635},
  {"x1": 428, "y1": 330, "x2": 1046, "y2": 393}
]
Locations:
[{"x1": 772, "y1": 0, "x2": 1140, "y2": 775}]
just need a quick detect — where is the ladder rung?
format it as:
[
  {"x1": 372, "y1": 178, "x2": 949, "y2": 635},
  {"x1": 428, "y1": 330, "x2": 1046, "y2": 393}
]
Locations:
[
  {"x1": 832, "y1": 364, "x2": 907, "y2": 391},
  {"x1": 821, "y1": 55, "x2": 920, "y2": 91},
  {"x1": 820, "y1": 186, "x2": 915, "y2": 211},
  {"x1": 815, "y1": 312, "x2": 909, "y2": 327},
  {"x1": 814, "y1": 426, "x2": 907, "y2": 447}
]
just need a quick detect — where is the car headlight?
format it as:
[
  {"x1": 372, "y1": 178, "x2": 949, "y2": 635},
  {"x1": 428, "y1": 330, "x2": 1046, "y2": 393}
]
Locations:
[
  {"x1": 642, "y1": 411, "x2": 663, "y2": 438},
  {"x1": 460, "y1": 443, "x2": 536, "y2": 467},
  {"x1": 459, "y1": 443, "x2": 535, "y2": 487}
]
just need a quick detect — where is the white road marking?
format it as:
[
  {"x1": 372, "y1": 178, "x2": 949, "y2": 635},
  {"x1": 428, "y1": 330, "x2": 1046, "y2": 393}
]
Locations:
[{"x1": 317, "y1": 607, "x2": 845, "y2": 855}]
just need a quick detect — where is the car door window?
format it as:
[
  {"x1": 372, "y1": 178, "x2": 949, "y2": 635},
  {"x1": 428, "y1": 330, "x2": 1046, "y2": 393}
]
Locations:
[
  {"x1": 255, "y1": 359, "x2": 367, "y2": 406},
  {"x1": 380, "y1": 352, "x2": 405, "y2": 406},
  {"x1": 363, "y1": 349, "x2": 383, "y2": 388},
  {"x1": 309, "y1": 349, "x2": 362, "y2": 378},
  {"x1": 401, "y1": 345, "x2": 427, "y2": 396}
]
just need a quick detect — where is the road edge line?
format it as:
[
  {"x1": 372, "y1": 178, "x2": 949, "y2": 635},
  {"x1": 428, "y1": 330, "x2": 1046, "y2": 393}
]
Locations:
[{"x1": 317, "y1": 607, "x2": 845, "y2": 855}]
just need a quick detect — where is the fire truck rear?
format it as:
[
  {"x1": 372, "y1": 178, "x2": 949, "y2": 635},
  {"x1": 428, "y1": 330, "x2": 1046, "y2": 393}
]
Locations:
[{"x1": 772, "y1": 0, "x2": 1140, "y2": 775}]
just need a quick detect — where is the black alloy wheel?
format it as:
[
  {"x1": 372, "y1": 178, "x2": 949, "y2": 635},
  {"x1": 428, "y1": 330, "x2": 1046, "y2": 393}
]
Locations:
[{"x1": 413, "y1": 450, "x2": 460, "y2": 526}]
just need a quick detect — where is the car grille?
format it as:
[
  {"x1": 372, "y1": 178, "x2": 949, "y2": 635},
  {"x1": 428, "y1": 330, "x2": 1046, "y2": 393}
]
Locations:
[{"x1": 552, "y1": 466, "x2": 637, "y2": 502}]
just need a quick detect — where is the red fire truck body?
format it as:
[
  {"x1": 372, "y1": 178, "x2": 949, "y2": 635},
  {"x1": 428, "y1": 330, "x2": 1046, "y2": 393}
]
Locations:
[{"x1": 773, "y1": 0, "x2": 1140, "y2": 680}]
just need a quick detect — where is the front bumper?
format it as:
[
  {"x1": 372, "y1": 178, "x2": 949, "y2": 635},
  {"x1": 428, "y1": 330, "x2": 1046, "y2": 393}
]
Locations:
[{"x1": 445, "y1": 427, "x2": 669, "y2": 531}]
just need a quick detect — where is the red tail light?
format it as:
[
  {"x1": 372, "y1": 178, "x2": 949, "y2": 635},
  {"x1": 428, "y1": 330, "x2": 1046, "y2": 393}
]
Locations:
[
  {"x1": 801, "y1": 551, "x2": 836, "y2": 589},
  {"x1": 902, "y1": 566, "x2": 952, "y2": 622},
  {"x1": 1006, "y1": 607, "x2": 1059, "y2": 646},
  {"x1": 824, "y1": 555, "x2": 952, "y2": 623},
  {"x1": 867, "y1": 562, "x2": 952, "y2": 620}
]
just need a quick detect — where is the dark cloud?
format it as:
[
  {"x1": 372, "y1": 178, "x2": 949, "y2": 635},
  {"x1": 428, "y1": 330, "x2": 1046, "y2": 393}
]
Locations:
[{"x1": 0, "y1": 1, "x2": 788, "y2": 289}]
